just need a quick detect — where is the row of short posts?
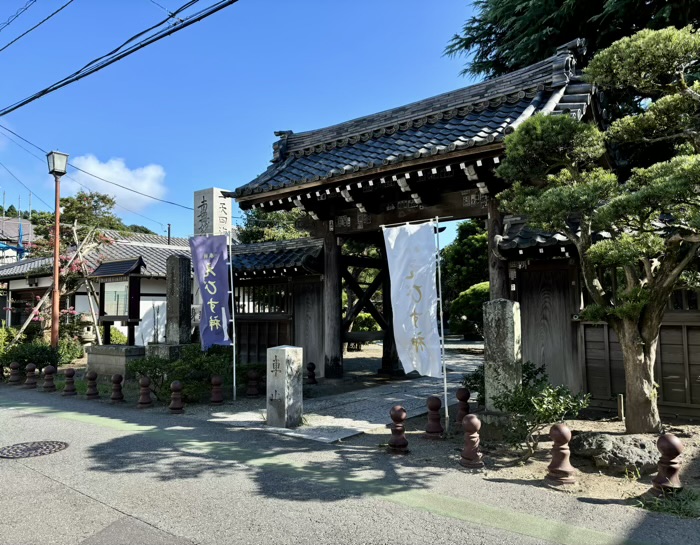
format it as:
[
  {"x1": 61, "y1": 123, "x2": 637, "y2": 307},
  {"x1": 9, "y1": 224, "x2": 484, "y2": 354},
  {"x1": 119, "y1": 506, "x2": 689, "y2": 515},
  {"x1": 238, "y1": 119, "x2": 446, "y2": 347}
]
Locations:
[
  {"x1": 7, "y1": 362, "x2": 230, "y2": 415},
  {"x1": 388, "y1": 389, "x2": 685, "y2": 493}
]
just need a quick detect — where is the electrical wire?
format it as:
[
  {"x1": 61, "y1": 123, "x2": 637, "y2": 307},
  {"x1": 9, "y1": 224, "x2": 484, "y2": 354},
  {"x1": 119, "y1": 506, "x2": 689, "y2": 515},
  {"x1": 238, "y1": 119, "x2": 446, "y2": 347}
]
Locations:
[
  {"x1": 0, "y1": 160, "x2": 53, "y2": 208},
  {"x1": 147, "y1": 0, "x2": 176, "y2": 18},
  {"x1": 0, "y1": 0, "x2": 37, "y2": 34},
  {"x1": 0, "y1": 0, "x2": 239, "y2": 117},
  {"x1": 0, "y1": 0, "x2": 76, "y2": 55},
  {"x1": 0, "y1": 122, "x2": 194, "y2": 210},
  {"x1": 0, "y1": 128, "x2": 173, "y2": 229}
]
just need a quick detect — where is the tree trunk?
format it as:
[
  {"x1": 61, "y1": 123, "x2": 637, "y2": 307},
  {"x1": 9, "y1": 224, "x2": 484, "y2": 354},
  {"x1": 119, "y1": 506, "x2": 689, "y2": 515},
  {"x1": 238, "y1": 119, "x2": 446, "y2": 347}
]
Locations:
[{"x1": 617, "y1": 321, "x2": 662, "y2": 433}]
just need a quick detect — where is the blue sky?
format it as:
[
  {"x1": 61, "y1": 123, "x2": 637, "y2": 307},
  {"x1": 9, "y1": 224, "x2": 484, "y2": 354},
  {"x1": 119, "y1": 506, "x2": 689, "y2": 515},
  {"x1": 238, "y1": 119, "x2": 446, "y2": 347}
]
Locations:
[{"x1": 0, "y1": 0, "x2": 476, "y2": 244}]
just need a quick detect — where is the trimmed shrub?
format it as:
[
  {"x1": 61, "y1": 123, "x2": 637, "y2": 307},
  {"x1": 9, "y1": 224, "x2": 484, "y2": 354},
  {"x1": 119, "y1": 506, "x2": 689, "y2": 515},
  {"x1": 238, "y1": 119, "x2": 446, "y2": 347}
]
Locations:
[{"x1": 448, "y1": 281, "x2": 490, "y2": 339}]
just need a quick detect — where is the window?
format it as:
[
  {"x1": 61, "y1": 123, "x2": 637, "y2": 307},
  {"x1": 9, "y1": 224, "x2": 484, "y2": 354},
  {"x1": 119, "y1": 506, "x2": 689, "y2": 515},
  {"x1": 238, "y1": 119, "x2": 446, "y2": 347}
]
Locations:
[{"x1": 104, "y1": 281, "x2": 128, "y2": 316}]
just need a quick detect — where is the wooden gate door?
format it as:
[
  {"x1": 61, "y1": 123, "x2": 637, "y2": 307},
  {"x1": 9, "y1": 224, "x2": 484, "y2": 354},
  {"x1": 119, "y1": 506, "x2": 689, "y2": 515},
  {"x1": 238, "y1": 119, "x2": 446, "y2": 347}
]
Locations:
[{"x1": 519, "y1": 263, "x2": 582, "y2": 392}]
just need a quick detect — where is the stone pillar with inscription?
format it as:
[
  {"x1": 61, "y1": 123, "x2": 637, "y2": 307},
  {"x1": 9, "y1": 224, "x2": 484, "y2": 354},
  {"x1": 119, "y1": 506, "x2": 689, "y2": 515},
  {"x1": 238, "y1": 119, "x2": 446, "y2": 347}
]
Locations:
[
  {"x1": 266, "y1": 345, "x2": 303, "y2": 428},
  {"x1": 483, "y1": 299, "x2": 522, "y2": 412}
]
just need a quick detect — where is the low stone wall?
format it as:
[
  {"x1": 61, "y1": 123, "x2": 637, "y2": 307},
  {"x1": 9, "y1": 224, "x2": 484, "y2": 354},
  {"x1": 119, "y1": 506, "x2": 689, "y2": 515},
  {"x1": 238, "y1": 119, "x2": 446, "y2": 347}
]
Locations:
[{"x1": 86, "y1": 345, "x2": 146, "y2": 377}]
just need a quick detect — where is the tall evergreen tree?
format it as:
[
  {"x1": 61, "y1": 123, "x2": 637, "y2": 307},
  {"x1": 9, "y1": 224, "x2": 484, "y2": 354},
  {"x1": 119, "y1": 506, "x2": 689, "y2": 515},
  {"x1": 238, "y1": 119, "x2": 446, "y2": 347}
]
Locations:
[{"x1": 446, "y1": 0, "x2": 700, "y2": 78}]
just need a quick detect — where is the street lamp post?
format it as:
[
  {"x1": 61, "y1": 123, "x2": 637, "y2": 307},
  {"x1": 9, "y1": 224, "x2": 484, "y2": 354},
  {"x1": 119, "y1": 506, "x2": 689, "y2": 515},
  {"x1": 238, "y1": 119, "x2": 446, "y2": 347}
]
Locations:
[{"x1": 47, "y1": 151, "x2": 68, "y2": 350}]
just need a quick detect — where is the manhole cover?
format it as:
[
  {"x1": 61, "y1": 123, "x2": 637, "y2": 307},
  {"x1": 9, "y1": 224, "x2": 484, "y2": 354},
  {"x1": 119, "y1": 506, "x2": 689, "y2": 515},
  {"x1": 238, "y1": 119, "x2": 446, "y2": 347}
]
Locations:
[{"x1": 0, "y1": 441, "x2": 69, "y2": 459}]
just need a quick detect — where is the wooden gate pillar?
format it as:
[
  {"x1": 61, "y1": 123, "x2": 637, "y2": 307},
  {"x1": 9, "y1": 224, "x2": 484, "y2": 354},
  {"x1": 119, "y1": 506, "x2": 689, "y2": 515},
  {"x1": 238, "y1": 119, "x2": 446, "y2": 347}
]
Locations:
[
  {"x1": 488, "y1": 197, "x2": 509, "y2": 300},
  {"x1": 380, "y1": 244, "x2": 401, "y2": 376},
  {"x1": 323, "y1": 228, "x2": 343, "y2": 378}
]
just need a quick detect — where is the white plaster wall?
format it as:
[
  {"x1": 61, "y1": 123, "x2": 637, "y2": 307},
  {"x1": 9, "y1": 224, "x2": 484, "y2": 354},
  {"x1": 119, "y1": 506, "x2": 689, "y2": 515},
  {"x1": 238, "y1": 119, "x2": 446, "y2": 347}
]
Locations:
[{"x1": 135, "y1": 296, "x2": 167, "y2": 346}]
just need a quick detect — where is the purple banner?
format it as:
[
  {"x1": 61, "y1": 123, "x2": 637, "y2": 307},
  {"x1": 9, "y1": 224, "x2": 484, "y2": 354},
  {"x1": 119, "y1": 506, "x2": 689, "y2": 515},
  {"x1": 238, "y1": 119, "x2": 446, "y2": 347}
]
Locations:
[{"x1": 189, "y1": 235, "x2": 232, "y2": 350}]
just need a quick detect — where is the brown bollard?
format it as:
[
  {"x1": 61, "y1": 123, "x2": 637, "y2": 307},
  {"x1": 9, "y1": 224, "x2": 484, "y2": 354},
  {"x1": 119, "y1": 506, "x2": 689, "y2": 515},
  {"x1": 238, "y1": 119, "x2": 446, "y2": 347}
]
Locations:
[
  {"x1": 111, "y1": 374, "x2": 124, "y2": 403},
  {"x1": 545, "y1": 423, "x2": 577, "y2": 486},
  {"x1": 8, "y1": 362, "x2": 21, "y2": 385},
  {"x1": 455, "y1": 387, "x2": 471, "y2": 426},
  {"x1": 210, "y1": 375, "x2": 224, "y2": 405},
  {"x1": 85, "y1": 371, "x2": 100, "y2": 399},
  {"x1": 425, "y1": 396, "x2": 444, "y2": 439},
  {"x1": 460, "y1": 414, "x2": 485, "y2": 468},
  {"x1": 246, "y1": 370, "x2": 260, "y2": 398},
  {"x1": 388, "y1": 405, "x2": 409, "y2": 454},
  {"x1": 137, "y1": 376, "x2": 153, "y2": 408},
  {"x1": 42, "y1": 365, "x2": 57, "y2": 392},
  {"x1": 23, "y1": 363, "x2": 37, "y2": 389},
  {"x1": 307, "y1": 362, "x2": 318, "y2": 385},
  {"x1": 62, "y1": 368, "x2": 77, "y2": 396},
  {"x1": 652, "y1": 433, "x2": 683, "y2": 496},
  {"x1": 169, "y1": 381, "x2": 184, "y2": 414}
]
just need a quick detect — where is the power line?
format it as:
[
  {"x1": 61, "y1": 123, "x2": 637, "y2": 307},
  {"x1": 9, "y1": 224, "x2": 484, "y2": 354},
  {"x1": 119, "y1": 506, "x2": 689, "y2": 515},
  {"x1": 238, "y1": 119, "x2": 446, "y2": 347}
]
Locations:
[
  {"x1": 0, "y1": 0, "x2": 76, "y2": 55},
  {"x1": 0, "y1": 122, "x2": 194, "y2": 210},
  {"x1": 0, "y1": 128, "x2": 170, "y2": 228},
  {"x1": 0, "y1": 129, "x2": 176, "y2": 229},
  {"x1": 147, "y1": 0, "x2": 176, "y2": 18},
  {"x1": 0, "y1": 160, "x2": 53, "y2": 208},
  {"x1": 0, "y1": 0, "x2": 239, "y2": 117},
  {"x1": 0, "y1": 0, "x2": 37, "y2": 34}
]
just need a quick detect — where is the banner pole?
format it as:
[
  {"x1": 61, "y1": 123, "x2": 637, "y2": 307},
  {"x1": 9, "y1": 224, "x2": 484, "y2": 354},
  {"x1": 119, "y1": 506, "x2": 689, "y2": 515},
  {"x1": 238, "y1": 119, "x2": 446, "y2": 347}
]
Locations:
[
  {"x1": 434, "y1": 216, "x2": 449, "y2": 434},
  {"x1": 228, "y1": 230, "x2": 237, "y2": 402}
]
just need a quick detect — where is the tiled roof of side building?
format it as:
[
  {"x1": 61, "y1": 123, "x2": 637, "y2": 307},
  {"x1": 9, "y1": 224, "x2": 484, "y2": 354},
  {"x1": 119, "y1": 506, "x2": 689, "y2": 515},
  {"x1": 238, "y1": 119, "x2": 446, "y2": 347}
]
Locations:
[
  {"x1": 233, "y1": 40, "x2": 591, "y2": 200},
  {"x1": 230, "y1": 238, "x2": 323, "y2": 273}
]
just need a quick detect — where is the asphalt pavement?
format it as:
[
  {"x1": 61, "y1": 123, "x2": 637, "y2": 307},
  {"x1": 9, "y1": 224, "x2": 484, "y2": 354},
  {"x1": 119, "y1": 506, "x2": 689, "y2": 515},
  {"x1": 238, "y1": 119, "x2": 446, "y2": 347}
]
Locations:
[{"x1": 1, "y1": 384, "x2": 698, "y2": 545}]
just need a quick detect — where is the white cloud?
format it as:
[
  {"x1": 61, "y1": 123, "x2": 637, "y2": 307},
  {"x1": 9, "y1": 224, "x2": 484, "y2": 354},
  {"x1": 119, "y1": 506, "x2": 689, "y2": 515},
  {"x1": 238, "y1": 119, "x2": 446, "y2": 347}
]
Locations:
[{"x1": 64, "y1": 155, "x2": 166, "y2": 211}]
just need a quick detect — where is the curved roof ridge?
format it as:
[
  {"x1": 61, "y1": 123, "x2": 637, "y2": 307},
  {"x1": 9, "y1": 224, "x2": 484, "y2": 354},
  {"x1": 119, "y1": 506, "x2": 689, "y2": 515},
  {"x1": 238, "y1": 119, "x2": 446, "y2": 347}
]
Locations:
[{"x1": 278, "y1": 55, "x2": 559, "y2": 157}]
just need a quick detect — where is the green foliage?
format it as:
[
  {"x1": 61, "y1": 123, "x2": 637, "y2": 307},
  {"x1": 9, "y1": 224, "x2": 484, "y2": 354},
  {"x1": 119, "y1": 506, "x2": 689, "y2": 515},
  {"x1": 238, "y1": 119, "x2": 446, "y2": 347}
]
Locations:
[
  {"x1": 236, "y1": 208, "x2": 309, "y2": 244},
  {"x1": 492, "y1": 362, "x2": 590, "y2": 457},
  {"x1": 461, "y1": 366, "x2": 485, "y2": 406},
  {"x1": 127, "y1": 344, "x2": 260, "y2": 403},
  {"x1": 0, "y1": 338, "x2": 81, "y2": 375},
  {"x1": 637, "y1": 488, "x2": 700, "y2": 519},
  {"x1": 446, "y1": 1, "x2": 700, "y2": 78},
  {"x1": 353, "y1": 312, "x2": 380, "y2": 333},
  {"x1": 449, "y1": 282, "x2": 490, "y2": 338},
  {"x1": 441, "y1": 220, "x2": 488, "y2": 307},
  {"x1": 126, "y1": 224, "x2": 156, "y2": 234},
  {"x1": 498, "y1": 29, "x2": 700, "y2": 369},
  {"x1": 109, "y1": 327, "x2": 127, "y2": 345}
]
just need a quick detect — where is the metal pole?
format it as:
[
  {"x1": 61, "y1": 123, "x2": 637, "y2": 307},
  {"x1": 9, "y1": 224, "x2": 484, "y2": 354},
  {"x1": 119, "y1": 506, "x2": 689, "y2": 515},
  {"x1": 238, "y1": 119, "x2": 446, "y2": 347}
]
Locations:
[
  {"x1": 50, "y1": 174, "x2": 61, "y2": 349},
  {"x1": 435, "y1": 217, "x2": 449, "y2": 433},
  {"x1": 228, "y1": 230, "x2": 237, "y2": 401},
  {"x1": 167, "y1": 223, "x2": 171, "y2": 245}
]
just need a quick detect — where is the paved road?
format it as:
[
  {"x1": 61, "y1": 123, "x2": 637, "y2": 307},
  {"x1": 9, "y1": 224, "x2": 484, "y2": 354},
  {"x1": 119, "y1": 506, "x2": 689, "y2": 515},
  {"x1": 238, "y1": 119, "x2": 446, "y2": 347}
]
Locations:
[{"x1": 0, "y1": 386, "x2": 697, "y2": 545}]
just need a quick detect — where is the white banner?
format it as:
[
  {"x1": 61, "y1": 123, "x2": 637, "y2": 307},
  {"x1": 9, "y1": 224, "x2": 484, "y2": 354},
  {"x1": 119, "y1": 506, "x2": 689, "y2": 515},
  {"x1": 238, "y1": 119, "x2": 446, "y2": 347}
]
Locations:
[{"x1": 382, "y1": 222, "x2": 442, "y2": 377}]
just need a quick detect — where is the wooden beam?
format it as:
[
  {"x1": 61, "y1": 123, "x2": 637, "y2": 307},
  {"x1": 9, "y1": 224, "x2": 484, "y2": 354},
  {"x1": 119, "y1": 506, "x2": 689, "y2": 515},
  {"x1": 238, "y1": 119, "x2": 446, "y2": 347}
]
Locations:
[
  {"x1": 342, "y1": 269, "x2": 387, "y2": 331},
  {"x1": 340, "y1": 255, "x2": 383, "y2": 269},
  {"x1": 323, "y1": 228, "x2": 343, "y2": 378},
  {"x1": 236, "y1": 144, "x2": 504, "y2": 206}
]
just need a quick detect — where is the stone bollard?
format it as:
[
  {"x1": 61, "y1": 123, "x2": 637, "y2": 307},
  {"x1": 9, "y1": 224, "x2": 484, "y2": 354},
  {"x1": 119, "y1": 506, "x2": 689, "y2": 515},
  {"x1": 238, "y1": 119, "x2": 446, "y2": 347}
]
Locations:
[
  {"x1": 62, "y1": 368, "x2": 77, "y2": 396},
  {"x1": 459, "y1": 414, "x2": 485, "y2": 468},
  {"x1": 23, "y1": 363, "x2": 37, "y2": 389},
  {"x1": 42, "y1": 365, "x2": 57, "y2": 392},
  {"x1": 545, "y1": 423, "x2": 577, "y2": 486},
  {"x1": 306, "y1": 362, "x2": 318, "y2": 385},
  {"x1": 169, "y1": 381, "x2": 184, "y2": 414},
  {"x1": 652, "y1": 433, "x2": 683, "y2": 496},
  {"x1": 111, "y1": 374, "x2": 124, "y2": 403},
  {"x1": 8, "y1": 362, "x2": 21, "y2": 385},
  {"x1": 246, "y1": 370, "x2": 260, "y2": 398},
  {"x1": 210, "y1": 375, "x2": 224, "y2": 405},
  {"x1": 388, "y1": 405, "x2": 409, "y2": 454},
  {"x1": 455, "y1": 387, "x2": 471, "y2": 426},
  {"x1": 85, "y1": 371, "x2": 100, "y2": 400},
  {"x1": 137, "y1": 377, "x2": 153, "y2": 408},
  {"x1": 425, "y1": 396, "x2": 444, "y2": 439}
]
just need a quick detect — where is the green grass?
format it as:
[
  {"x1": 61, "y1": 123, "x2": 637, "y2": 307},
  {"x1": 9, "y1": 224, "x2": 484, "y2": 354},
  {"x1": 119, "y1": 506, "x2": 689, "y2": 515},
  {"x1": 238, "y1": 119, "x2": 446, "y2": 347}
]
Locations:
[{"x1": 637, "y1": 488, "x2": 700, "y2": 519}]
